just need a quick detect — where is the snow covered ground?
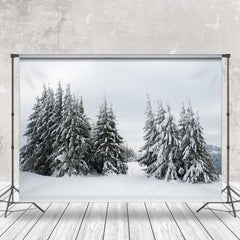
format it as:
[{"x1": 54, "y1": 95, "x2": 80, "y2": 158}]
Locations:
[{"x1": 20, "y1": 162, "x2": 222, "y2": 202}]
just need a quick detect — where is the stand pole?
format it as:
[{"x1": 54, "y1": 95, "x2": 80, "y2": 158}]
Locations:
[
  {"x1": 197, "y1": 54, "x2": 240, "y2": 218},
  {"x1": 0, "y1": 54, "x2": 45, "y2": 217}
]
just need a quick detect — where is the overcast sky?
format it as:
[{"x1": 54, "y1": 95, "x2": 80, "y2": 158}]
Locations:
[{"x1": 20, "y1": 58, "x2": 221, "y2": 151}]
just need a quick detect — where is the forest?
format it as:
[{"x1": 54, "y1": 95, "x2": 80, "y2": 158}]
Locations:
[
  {"x1": 20, "y1": 81, "x2": 219, "y2": 183},
  {"x1": 139, "y1": 96, "x2": 219, "y2": 183}
]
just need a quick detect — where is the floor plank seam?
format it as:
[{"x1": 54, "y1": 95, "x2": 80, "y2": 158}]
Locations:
[
  {"x1": 0, "y1": 203, "x2": 33, "y2": 238},
  {"x1": 206, "y1": 206, "x2": 240, "y2": 240},
  {"x1": 0, "y1": 189, "x2": 18, "y2": 218},
  {"x1": 75, "y1": 202, "x2": 90, "y2": 240},
  {"x1": 46, "y1": 202, "x2": 70, "y2": 240},
  {"x1": 22, "y1": 203, "x2": 52, "y2": 240},
  {"x1": 221, "y1": 191, "x2": 240, "y2": 218},
  {"x1": 222, "y1": 203, "x2": 240, "y2": 219},
  {"x1": 144, "y1": 203, "x2": 156, "y2": 240},
  {"x1": 165, "y1": 203, "x2": 186, "y2": 240},
  {"x1": 185, "y1": 203, "x2": 214, "y2": 240},
  {"x1": 126, "y1": 203, "x2": 131, "y2": 240},
  {"x1": 0, "y1": 184, "x2": 11, "y2": 194},
  {"x1": 102, "y1": 202, "x2": 109, "y2": 240}
]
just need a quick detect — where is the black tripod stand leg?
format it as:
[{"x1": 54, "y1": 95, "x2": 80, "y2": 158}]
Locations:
[
  {"x1": 0, "y1": 187, "x2": 11, "y2": 198},
  {"x1": 196, "y1": 202, "x2": 209, "y2": 213},
  {"x1": 222, "y1": 186, "x2": 227, "y2": 193},
  {"x1": 32, "y1": 203, "x2": 45, "y2": 213},
  {"x1": 13, "y1": 186, "x2": 19, "y2": 193},
  {"x1": 4, "y1": 189, "x2": 13, "y2": 218},
  {"x1": 228, "y1": 188, "x2": 236, "y2": 218}
]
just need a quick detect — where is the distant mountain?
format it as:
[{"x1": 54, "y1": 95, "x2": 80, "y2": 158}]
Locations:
[{"x1": 206, "y1": 144, "x2": 221, "y2": 174}]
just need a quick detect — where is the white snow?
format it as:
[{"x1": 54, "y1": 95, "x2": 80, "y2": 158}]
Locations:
[{"x1": 19, "y1": 162, "x2": 222, "y2": 202}]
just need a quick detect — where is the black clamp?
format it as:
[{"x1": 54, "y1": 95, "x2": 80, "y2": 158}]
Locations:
[
  {"x1": 10, "y1": 54, "x2": 19, "y2": 58},
  {"x1": 222, "y1": 54, "x2": 231, "y2": 58}
]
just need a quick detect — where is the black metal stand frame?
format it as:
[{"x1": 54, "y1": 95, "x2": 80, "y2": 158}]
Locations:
[
  {"x1": 197, "y1": 54, "x2": 240, "y2": 218},
  {"x1": 0, "y1": 54, "x2": 45, "y2": 217},
  {"x1": 0, "y1": 53, "x2": 238, "y2": 217}
]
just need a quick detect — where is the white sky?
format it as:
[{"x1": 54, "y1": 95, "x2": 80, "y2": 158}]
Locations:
[{"x1": 20, "y1": 58, "x2": 222, "y2": 151}]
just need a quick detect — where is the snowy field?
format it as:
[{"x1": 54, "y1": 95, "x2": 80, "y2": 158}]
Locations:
[{"x1": 20, "y1": 162, "x2": 222, "y2": 202}]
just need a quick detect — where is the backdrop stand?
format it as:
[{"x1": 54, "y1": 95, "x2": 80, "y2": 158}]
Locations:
[
  {"x1": 197, "y1": 54, "x2": 240, "y2": 218},
  {"x1": 0, "y1": 54, "x2": 44, "y2": 218}
]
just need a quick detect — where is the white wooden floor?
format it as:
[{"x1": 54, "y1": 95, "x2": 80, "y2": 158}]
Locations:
[{"x1": 0, "y1": 182, "x2": 240, "y2": 240}]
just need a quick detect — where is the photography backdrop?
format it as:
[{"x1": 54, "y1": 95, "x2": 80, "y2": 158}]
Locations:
[{"x1": 19, "y1": 55, "x2": 222, "y2": 202}]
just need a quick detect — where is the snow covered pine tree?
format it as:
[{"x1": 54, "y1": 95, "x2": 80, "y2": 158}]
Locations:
[
  {"x1": 49, "y1": 81, "x2": 63, "y2": 165},
  {"x1": 147, "y1": 100, "x2": 166, "y2": 176},
  {"x1": 20, "y1": 95, "x2": 42, "y2": 173},
  {"x1": 138, "y1": 95, "x2": 157, "y2": 169},
  {"x1": 150, "y1": 105, "x2": 179, "y2": 180},
  {"x1": 180, "y1": 105, "x2": 219, "y2": 183},
  {"x1": 52, "y1": 85, "x2": 91, "y2": 177},
  {"x1": 93, "y1": 99, "x2": 128, "y2": 175},
  {"x1": 20, "y1": 84, "x2": 55, "y2": 175}
]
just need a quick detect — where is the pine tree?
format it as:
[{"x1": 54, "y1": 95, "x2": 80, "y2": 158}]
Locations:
[
  {"x1": 147, "y1": 100, "x2": 166, "y2": 175},
  {"x1": 121, "y1": 143, "x2": 137, "y2": 162},
  {"x1": 52, "y1": 85, "x2": 93, "y2": 177},
  {"x1": 182, "y1": 107, "x2": 219, "y2": 183},
  {"x1": 93, "y1": 100, "x2": 127, "y2": 175},
  {"x1": 74, "y1": 97, "x2": 93, "y2": 175},
  {"x1": 34, "y1": 85, "x2": 55, "y2": 175},
  {"x1": 20, "y1": 84, "x2": 55, "y2": 175},
  {"x1": 52, "y1": 85, "x2": 79, "y2": 176},
  {"x1": 50, "y1": 81, "x2": 63, "y2": 151},
  {"x1": 177, "y1": 103, "x2": 188, "y2": 177},
  {"x1": 138, "y1": 95, "x2": 157, "y2": 168},
  {"x1": 148, "y1": 105, "x2": 179, "y2": 180},
  {"x1": 20, "y1": 96, "x2": 42, "y2": 172}
]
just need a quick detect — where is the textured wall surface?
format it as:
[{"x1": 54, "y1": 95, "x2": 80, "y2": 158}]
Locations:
[{"x1": 0, "y1": 0, "x2": 240, "y2": 181}]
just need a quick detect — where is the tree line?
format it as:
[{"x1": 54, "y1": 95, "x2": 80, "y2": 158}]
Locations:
[
  {"x1": 20, "y1": 81, "x2": 128, "y2": 177},
  {"x1": 139, "y1": 96, "x2": 219, "y2": 183}
]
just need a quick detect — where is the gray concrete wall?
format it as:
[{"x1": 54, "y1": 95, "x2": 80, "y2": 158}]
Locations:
[{"x1": 0, "y1": 0, "x2": 240, "y2": 181}]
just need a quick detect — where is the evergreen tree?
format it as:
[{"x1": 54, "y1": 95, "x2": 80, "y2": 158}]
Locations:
[
  {"x1": 138, "y1": 95, "x2": 157, "y2": 168},
  {"x1": 148, "y1": 105, "x2": 179, "y2": 180},
  {"x1": 93, "y1": 100, "x2": 127, "y2": 175},
  {"x1": 50, "y1": 81, "x2": 63, "y2": 151},
  {"x1": 20, "y1": 96, "x2": 42, "y2": 172},
  {"x1": 52, "y1": 85, "x2": 93, "y2": 177},
  {"x1": 52, "y1": 85, "x2": 80, "y2": 176},
  {"x1": 20, "y1": 84, "x2": 55, "y2": 175},
  {"x1": 34, "y1": 86, "x2": 55, "y2": 175},
  {"x1": 182, "y1": 107, "x2": 219, "y2": 183},
  {"x1": 147, "y1": 100, "x2": 166, "y2": 175},
  {"x1": 121, "y1": 143, "x2": 137, "y2": 162},
  {"x1": 74, "y1": 97, "x2": 93, "y2": 174},
  {"x1": 177, "y1": 103, "x2": 188, "y2": 177}
]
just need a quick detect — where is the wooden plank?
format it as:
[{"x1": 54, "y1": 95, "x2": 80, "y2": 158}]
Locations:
[
  {"x1": 167, "y1": 203, "x2": 212, "y2": 240},
  {"x1": 230, "y1": 182, "x2": 240, "y2": 194},
  {"x1": 24, "y1": 203, "x2": 69, "y2": 240},
  {"x1": 146, "y1": 202, "x2": 184, "y2": 240},
  {"x1": 0, "y1": 183, "x2": 12, "y2": 216},
  {"x1": 48, "y1": 203, "x2": 88, "y2": 240},
  {"x1": 127, "y1": 203, "x2": 155, "y2": 240},
  {"x1": 0, "y1": 202, "x2": 32, "y2": 237},
  {"x1": 188, "y1": 203, "x2": 239, "y2": 240},
  {"x1": 104, "y1": 203, "x2": 129, "y2": 240},
  {"x1": 1, "y1": 203, "x2": 50, "y2": 240},
  {"x1": 0, "y1": 182, "x2": 10, "y2": 192},
  {"x1": 76, "y1": 203, "x2": 107, "y2": 240},
  {"x1": 205, "y1": 202, "x2": 240, "y2": 239}
]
